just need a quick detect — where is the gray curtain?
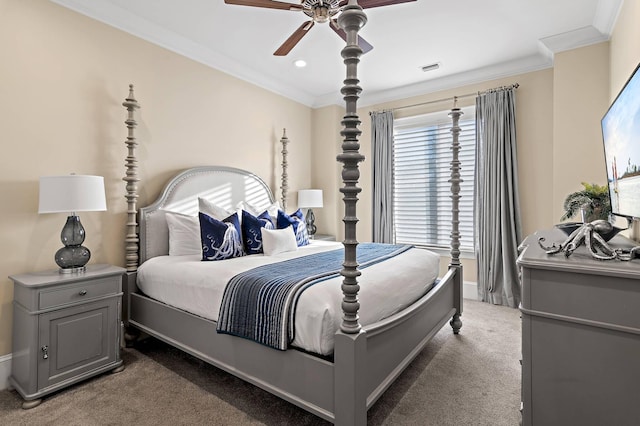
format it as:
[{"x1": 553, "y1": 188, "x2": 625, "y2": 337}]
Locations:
[
  {"x1": 371, "y1": 110, "x2": 394, "y2": 243},
  {"x1": 475, "y1": 88, "x2": 522, "y2": 308}
]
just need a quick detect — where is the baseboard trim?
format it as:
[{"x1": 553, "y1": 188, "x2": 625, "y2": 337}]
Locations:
[
  {"x1": 463, "y1": 281, "x2": 478, "y2": 300},
  {"x1": 0, "y1": 353, "x2": 12, "y2": 391}
]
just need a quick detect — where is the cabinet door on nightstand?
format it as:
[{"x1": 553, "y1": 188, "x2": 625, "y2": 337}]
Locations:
[{"x1": 37, "y1": 298, "x2": 117, "y2": 390}]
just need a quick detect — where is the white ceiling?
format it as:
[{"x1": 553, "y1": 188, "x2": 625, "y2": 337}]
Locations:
[{"x1": 51, "y1": 0, "x2": 623, "y2": 108}]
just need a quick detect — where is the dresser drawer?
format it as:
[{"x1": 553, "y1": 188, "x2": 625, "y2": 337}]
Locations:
[
  {"x1": 525, "y1": 267, "x2": 640, "y2": 331},
  {"x1": 39, "y1": 276, "x2": 120, "y2": 310}
]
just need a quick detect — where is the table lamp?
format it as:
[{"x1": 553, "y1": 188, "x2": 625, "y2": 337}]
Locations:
[
  {"x1": 298, "y1": 189, "x2": 323, "y2": 238},
  {"x1": 38, "y1": 175, "x2": 107, "y2": 273}
]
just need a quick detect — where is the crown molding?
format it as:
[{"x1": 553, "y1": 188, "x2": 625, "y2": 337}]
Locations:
[
  {"x1": 593, "y1": 0, "x2": 624, "y2": 35},
  {"x1": 348, "y1": 54, "x2": 553, "y2": 108},
  {"x1": 50, "y1": 0, "x2": 317, "y2": 107},
  {"x1": 51, "y1": 0, "x2": 624, "y2": 110}
]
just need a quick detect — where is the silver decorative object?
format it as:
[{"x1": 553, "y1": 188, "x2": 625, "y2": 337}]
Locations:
[{"x1": 538, "y1": 219, "x2": 640, "y2": 261}]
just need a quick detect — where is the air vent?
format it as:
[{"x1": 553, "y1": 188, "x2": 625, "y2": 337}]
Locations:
[{"x1": 421, "y1": 63, "x2": 440, "y2": 72}]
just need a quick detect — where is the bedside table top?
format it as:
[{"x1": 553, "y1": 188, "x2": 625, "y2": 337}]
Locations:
[{"x1": 9, "y1": 264, "x2": 125, "y2": 287}]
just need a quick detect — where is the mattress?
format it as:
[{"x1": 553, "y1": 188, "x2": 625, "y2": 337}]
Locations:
[{"x1": 136, "y1": 240, "x2": 440, "y2": 355}]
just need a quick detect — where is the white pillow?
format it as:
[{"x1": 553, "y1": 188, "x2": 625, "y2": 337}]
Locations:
[
  {"x1": 261, "y1": 226, "x2": 298, "y2": 256},
  {"x1": 165, "y1": 211, "x2": 201, "y2": 256},
  {"x1": 198, "y1": 197, "x2": 233, "y2": 220},
  {"x1": 237, "y1": 200, "x2": 280, "y2": 218}
]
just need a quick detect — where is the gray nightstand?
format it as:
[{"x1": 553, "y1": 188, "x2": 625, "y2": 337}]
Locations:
[{"x1": 9, "y1": 264, "x2": 125, "y2": 409}]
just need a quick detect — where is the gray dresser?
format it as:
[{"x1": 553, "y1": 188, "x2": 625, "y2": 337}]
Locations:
[
  {"x1": 517, "y1": 228, "x2": 640, "y2": 426},
  {"x1": 9, "y1": 264, "x2": 125, "y2": 408}
]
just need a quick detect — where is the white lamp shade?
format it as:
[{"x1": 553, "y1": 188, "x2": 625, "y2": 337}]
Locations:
[
  {"x1": 39, "y1": 175, "x2": 107, "y2": 213},
  {"x1": 298, "y1": 189, "x2": 323, "y2": 209}
]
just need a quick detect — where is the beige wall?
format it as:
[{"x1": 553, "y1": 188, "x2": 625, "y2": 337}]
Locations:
[
  {"x1": 0, "y1": 1, "x2": 313, "y2": 356},
  {"x1": 316, "y1": 43, "x2": 613, "y2": 283},
  {"x1": 552, "y1": 43, "x2": 610, "y2": 221},
  {"x1": 310, "y1": 105, "x2": 343, "y2": 240},
  {"x1": 610, "y1": 0, "x2": 640, "y2": 98}
]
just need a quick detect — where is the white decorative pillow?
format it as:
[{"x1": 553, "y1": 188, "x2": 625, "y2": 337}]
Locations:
[
  {"x1": 198, "y1": 197, "x2": 233, "y2": 220},
  {"x1": 261, "y1": 226, "x2": 298, "y2": 256},
  {"x1": 237, "y1": 200, "x2": 280, "y2": 219},
  {"x1": 165, "y1": 211, "x2": 201, "y2": 256}
]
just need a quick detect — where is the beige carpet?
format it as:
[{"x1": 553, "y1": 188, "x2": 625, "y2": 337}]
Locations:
[{"x1": 0, "y1": 300, "x2": 521, "y2": 425}]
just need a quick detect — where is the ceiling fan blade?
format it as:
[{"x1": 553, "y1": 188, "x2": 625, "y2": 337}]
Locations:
[
  {"x1": 330, "y1": 20, "x2": 373, "y2": 54},
  {"x1": 224, "y1": 0, "x2": 302, "y2": 11},
  {"x1": 344, "y1": 0, "x2": 416, "y2": 9},
  {"x1": 274, "y1": 21, "x2": 315, "y2": 56}
]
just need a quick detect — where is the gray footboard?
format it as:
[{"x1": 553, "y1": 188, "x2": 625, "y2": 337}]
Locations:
[{"x1": 127, "y1": 267, "x2": 460, "y2": 424}]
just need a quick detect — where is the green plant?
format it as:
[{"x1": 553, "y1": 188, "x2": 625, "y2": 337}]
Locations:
[{"x1": 561, "y1": 182, "x2": 611, "y2": 222}]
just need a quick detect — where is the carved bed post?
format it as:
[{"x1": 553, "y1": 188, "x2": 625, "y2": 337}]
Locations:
[
  {"x1": 337, "y1": 0, "x2": 366, "y2": 336},
  {"x1": 280, "y1": 128, "x2": 289, "y2": 210},
  {"x1": 448, "y1": 101, "x2": 463, "y2": 333},
  {"x1": 122, "y1": 85, "x2": 140, "y2": 335},
  {"x1": 123, "y1": 84, "x2": 140, "y2": 273},
  {"x1": 334, "y1": 2, "x2": 367, "y2": 425}
]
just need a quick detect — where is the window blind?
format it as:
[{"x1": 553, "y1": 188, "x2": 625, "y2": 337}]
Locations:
[{"x1": 393, "y1": 107, "x2": 475, "y2": 251}]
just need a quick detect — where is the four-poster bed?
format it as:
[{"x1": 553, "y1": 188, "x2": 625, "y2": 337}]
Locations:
[{"x1": 120, "y1": 2, "x2": 463, "y2": 424}]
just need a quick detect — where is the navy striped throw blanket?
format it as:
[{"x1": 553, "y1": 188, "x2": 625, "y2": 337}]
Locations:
[{"x1": 217, "y1": 243, "x2": 412, "y2": 350}]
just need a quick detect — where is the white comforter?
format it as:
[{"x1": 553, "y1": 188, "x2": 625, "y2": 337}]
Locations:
[{"x1": 136, "y1": 241, "x2": 439, "y2": 355}]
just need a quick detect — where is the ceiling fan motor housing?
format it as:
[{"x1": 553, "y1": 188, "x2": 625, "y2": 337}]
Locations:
[{"x1": 303, "y1": 0, "x2": 341, "y2": 23}]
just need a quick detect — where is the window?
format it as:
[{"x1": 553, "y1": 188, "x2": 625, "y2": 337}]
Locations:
[{"x1": 393, "y1": 106, "x2": 475, "y2": 252}]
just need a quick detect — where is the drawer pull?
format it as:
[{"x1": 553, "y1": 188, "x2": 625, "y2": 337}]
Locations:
[
  {"x1": 79, "y1": 290, "x2": 87, "y2": 296},
  {"x1": 41, "y1": 345, "x2": 48, "y2": 360}
]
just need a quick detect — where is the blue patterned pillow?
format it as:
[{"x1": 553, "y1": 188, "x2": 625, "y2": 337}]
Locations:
[
  {"x1": 241, "y1": 210, "x2": 274, "y2": 255},
  {"x1": 199, "y1": 212, "x2": 245, "y2": 261},
  {"x1": 276, "y1": 209, "x2": 309, "y2": 247}
]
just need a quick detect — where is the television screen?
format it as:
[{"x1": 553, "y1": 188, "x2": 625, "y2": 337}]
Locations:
[{"x1": 601, "y1": 62, "x2": 640, "y2": 220}]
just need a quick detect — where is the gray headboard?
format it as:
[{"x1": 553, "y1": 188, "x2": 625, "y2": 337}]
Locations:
[{"x1": 138, "y1": 166, "x2": 275, "y2": 264}]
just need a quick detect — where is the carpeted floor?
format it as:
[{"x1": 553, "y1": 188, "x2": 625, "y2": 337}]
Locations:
[{"x1": 0, "y1": 299, "x2": 521, "y2": 425}]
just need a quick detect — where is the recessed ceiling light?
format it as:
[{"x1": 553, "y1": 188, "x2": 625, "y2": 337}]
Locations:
[
  {"x1": 421, "y1": 62, "x2": 440, "y2": 72},
  {"x1": 294, "y1": 59, "x2": 307, "y2": 68}
]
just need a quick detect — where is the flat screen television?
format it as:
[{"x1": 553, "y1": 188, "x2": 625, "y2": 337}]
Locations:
[{"x1": 601, "y1": 62, "x2": 640, "y2": 221}]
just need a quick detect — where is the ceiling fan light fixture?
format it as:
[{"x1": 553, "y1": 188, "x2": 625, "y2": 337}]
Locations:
[
  {"x1": 421, "y1": 62, "x2": 441, "y2": 72},
  {"x1": 314, "y1": 6, "x2": 330, "y2": 23}
]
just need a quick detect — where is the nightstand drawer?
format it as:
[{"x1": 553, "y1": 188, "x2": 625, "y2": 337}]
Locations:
[{"x1": 39, "y1": 276, "x2": 120, "y2": 310}]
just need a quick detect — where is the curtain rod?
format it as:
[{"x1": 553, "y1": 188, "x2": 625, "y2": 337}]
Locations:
[{"x1": 373, "y1": 83, "x2": 519, "y2": 114}]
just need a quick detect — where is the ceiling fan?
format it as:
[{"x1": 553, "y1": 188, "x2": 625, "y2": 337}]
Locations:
[{"x1": 224, "y1": 0, "x2": 417, "y2": 56}]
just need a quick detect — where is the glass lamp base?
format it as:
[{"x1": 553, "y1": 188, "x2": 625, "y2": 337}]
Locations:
[
  {"x1": 55, "y1": 245, "x2": 91, "y2": 273},
  {"x1": 55, "y1": 215, "x2": 91, "y2": 273},
  {"x1": 306, "y1": 208, "x2": 317, "y2": 237}
]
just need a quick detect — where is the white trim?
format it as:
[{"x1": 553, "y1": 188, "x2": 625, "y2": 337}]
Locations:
[
  {"x1": 50, "y1": 0, "x2": 622, "y2": 109},
  {"x1": 0, "y1": 353, "x2": 12, "y2": 391},
  {"x1": 343, "y1": 54, "x2": 552, "y2": 108},
  {"x1": 592, "y1": 0, "x2": 624, "y2": 35},
  {"x1": 463, "y1": 281, "x2": 478, "y2": 301},
  {"x1": 539, "y1": 25, "x2": 608, "y2": 56}
]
